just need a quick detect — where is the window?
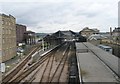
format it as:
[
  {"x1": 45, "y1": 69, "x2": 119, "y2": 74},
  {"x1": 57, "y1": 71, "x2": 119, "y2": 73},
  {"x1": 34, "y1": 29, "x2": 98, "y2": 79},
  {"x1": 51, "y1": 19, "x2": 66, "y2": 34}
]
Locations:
[
  {"x1": 106, "y1": 49, "x2": 110, "y2": 52},
  {"x1": 0, "y1": 50, "x2": 2, "y2": 56},
  {"x1": 2, "y1": 38, "x2": 5, "y2": 44},
  {"x1": 2, "y1": 29, "x2": 4, "y2": 34}
]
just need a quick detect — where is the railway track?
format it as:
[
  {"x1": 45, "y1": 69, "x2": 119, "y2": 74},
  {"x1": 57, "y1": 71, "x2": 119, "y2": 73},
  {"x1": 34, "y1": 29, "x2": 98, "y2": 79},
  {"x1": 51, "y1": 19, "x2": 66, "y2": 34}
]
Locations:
[
  {"x1": 27, "y1": 42, "x2": 71, "y2": 83},
  {"x1": 49, "y1": 43, "x2": 70, "y2": 83},
  {"x1": 2, "y1": 44, "x2": 41, "y2": 83},
  {"x1": 2, "y1": 42, "x2": 73, "y2": 83},
  {"x1": 69, "y1": 42, "x2": 80, "y2": 84},
  {"x1": 2, "y1": 41, "x2": 79, "y2": 84},
  {"x1": 4, "y1": 43, "x2": 63, "y2": 83}
]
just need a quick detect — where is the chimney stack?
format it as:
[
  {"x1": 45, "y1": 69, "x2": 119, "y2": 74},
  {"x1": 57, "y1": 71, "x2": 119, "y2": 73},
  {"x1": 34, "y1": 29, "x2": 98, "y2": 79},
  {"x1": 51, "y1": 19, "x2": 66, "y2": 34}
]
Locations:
[{"x1": 110, "y1": 27, "x2": 112, "y2": 36}]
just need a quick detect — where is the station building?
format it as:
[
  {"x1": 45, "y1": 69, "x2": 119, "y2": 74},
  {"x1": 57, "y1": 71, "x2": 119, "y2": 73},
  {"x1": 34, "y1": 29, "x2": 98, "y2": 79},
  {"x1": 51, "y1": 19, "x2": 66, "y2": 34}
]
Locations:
[{"x1": 52, "y1": 30, "x2": 86, "y2": 42}]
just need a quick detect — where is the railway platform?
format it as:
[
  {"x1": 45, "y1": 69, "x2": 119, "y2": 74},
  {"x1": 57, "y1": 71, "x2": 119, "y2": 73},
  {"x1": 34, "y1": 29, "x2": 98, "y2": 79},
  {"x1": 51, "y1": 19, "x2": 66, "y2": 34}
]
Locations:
[{"x1": 76, "y1": 42, "x2": 120, "y2": 83}]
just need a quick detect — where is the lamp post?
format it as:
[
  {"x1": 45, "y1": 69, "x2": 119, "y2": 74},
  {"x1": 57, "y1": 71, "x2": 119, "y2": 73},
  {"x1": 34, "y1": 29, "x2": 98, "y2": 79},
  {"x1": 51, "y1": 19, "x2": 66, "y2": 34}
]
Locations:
[
  {"x1": 100, "y1": 34, "x2": 102, "y2": 44},
  {"x1": 115, "y1": 36, "x2": 118, "y2": 57},
  {"x1": 116, "y1": 36, "x2": 120, "y2": 57},
  {"x1": 42, "y1": 39, "x2": 44, "y2": 51}
]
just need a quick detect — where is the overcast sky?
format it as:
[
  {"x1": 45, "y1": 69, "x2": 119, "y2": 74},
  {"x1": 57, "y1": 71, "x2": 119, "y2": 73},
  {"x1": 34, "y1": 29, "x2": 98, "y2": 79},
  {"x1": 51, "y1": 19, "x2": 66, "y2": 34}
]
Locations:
[{"x1": 0, "y1": 0, "x2": 119, "y2": 33}]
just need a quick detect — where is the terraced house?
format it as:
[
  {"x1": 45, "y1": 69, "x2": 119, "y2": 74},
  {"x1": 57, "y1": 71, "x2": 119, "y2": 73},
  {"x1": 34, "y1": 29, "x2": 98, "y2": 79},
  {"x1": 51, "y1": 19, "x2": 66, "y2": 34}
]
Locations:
[{"x1": 0, "y1": 14, "x2": 16, "y2": 62}]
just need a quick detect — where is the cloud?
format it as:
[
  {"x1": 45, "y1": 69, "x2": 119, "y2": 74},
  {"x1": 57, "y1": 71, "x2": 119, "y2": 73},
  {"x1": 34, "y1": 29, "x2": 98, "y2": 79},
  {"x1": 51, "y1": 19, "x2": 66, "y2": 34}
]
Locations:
[{"x1": 0, "y1": 0, "x2": 119, "y2": 33}]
